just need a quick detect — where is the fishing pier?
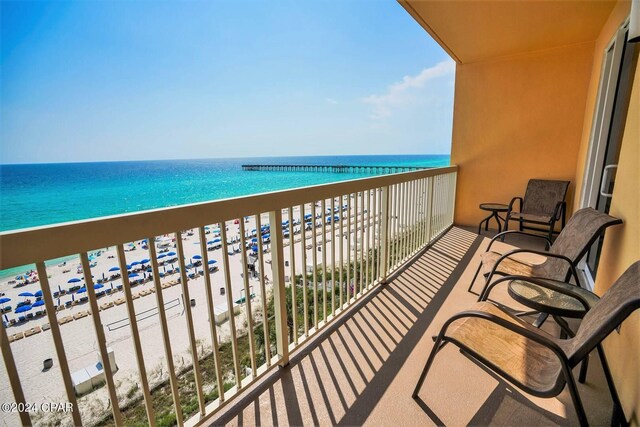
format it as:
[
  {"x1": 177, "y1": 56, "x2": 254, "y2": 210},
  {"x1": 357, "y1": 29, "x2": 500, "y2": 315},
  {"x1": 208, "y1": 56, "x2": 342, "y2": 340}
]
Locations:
[{"x1": 241, "y1": 164, "x2": 427, "y2": 173}]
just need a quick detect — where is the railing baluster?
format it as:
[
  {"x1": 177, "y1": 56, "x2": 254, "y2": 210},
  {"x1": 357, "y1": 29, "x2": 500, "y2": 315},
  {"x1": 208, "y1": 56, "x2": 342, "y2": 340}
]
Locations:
[
  {"x1": 419, "y1": 178, "x2": 426, "y2": 247},
  {"x1": 175, "y1": 233, "x2": 206, "y2": 414},
  {"x1": 403, "y1": 181, "x2": 409, "y2": 260},
  {"x1": 299, "y1": 205, "x2": 309, "y2": 337},
  {"x1": 411, "y1": 180, "x2": 418, "y2": 254},
  {"x1": 311, "y1": 202, "x2": 318, "y2": 329},
  {"x1": 0, "y1": 307, "x2": 31, "y2": 426},
  {"x1": 220, "y1": 224, "x2": 242, "y2": 389},
  {"x1": 373, "y1": 188, "x2": 380, "y2": 282},
  {"x1": 426, "y1": 177, "x2": 434, "y2": 242},
  {"x1": 321, "y1": 199, "x2": 327, "y2": 322},
  {"x1": 380, "y1": 186, "x2": 390, "y2": 280},
  {"x1": 347, "y1": 194, "x2": 352, "y2": 303},
  {"x1": 359, "y1": 191, "x2": 365, "y2": 295},
  {"x1": 287, "y1": 207, "x2": 298, "y2": 344},
  {"x1": 269, "y1": 209, "x2": 289, "y2": 366},
  {"x1": 148, "y1": 239, "x2": 184, "y2": 425},
  {"x1": 365, "y1": 191, "x2": 371, "y2": 289},
  {"x1": 394, "y1": 184, "x2": 400, "y2": 267},
  {"x1": 239, "y1": 220, "x2": 257, "y2": 377},
  {"x1": 255, "y1": 215, "x2": 271, "y2": 365},
  {"x1": 197, "y1": 226, "x2": 226, "y2": 401},
  {"x1": 338, "y1": 196, "x2": 344, "y2": 309},
  {"x1": 330, "y1": 198, "x2": 336, "y2": 315},
  {"x1": 36, "y1": 262, "x2": 82, "y2": 426},
  {"x1": 116, "y1": 245, "x2": 155, "y2": 425},
  {"x1": 80, "y1": 252, "x2": 122, "y2": 425}
]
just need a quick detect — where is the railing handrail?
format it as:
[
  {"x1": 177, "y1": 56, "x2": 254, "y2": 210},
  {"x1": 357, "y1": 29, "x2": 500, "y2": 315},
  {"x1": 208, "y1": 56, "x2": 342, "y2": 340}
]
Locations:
[{"x1": 0, "y1": 166, "x2": 457, "y2": 269}]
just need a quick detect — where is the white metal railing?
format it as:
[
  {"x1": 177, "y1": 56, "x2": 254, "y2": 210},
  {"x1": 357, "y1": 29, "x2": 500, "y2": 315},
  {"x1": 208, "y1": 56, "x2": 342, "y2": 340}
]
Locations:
[{"x1": 0, "y1": 166, "x2": 456, "y2": 427}]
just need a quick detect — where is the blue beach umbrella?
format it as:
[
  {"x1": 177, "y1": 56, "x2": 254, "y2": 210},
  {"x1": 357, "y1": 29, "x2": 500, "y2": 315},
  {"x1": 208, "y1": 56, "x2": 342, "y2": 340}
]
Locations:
[
  {"x1": 0, "y1": 297, "x2": 11, "y2": 304},
  {"x1": 140, "y1": 258, "x2": 150, "y2": 264},
  {"x1": 167, "y1": 252, "x2": 176, "y2": 256},
  {"x1": 15, "y1": 305, "x2": 32, "y2": 314},
  {"x1": 131, "y1": 261, "x2": 141, "y2": 266},
  {"x1": 193, "y1": 255, "x2": 202, "y2": 260},
  {"x1": 251, "y1": 245, "x2": 259, "y2": 252},
  {"x1": 68, "y1": 278, "x2": 82, "y2": 284},
  {"x1": 212, "y1": 238, "x2": 221, "y2": 243},
  {"x1": 251, "y1": 237, "x2": 258, "y2": 243},
  {"x1": 128, "y1": 273, "x2": 139, "y2": 278},
  {"x1": 109, "y1": 267, "x2": 120, "y2": 272},
  {"x1": 208, "y1": 260, "x2": 217, "y2": 265},
  {"x1": 158, "y1": 254, "x2": 167, "y2": 259},
  {"x1": 19, "y1": 292, "x2": 34, "y2": 297},
  {"x1": 32, "y1": 300, "x2": 45, "y2": 308},
  {"x1": 35, "y1": 290, "x2": 43, "y2": 297},
  {"x1": 77, "y1": 287, "x2": 87, "y2": 294},
  {"x1": 94, "y1": 283, "x2": 104, "y2": 290}
]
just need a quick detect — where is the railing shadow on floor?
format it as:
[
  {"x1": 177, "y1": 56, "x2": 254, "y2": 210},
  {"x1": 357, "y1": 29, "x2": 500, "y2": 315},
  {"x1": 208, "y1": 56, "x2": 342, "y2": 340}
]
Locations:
[{"x1": 210, "y1": 227, "x2": 482, "y2": 426}]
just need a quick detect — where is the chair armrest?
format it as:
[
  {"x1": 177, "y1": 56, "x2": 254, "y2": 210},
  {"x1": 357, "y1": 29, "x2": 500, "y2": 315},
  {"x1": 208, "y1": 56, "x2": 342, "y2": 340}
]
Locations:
[
  {"x1": 552, "y1": 201, "x2": 565, "y2": 221},
  {"x1": 483, "y1": 248, "x2": 581, "y2": 296},
  {"x1": 487, "y1": 230, "x2": 552, "y2": 251},
  {"x1": 507, "y1": 197, "x2": 523, "y2": 215}
]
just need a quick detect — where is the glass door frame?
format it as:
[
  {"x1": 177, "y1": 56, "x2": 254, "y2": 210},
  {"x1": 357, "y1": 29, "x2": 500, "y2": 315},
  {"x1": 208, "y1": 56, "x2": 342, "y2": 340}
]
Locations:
[{"x1": 578, "y1": 20, "x2": 629, "y2": 290}]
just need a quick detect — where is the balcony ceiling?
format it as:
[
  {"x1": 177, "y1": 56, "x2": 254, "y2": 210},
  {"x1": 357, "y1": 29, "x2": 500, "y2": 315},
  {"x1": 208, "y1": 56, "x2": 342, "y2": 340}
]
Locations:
[{"x1": 399, "y1": 0, "x2": 619, "y2": 63}]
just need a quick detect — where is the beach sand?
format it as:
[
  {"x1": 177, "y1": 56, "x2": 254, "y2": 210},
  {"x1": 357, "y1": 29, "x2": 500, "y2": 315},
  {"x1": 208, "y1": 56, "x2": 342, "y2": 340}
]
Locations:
[{"x1": 0, "y1": 193, "x2": 384, "y2": 426}]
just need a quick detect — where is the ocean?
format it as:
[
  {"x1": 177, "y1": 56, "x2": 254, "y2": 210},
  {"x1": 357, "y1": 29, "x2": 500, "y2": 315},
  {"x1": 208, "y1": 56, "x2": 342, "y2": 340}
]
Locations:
[{"x1": 0, "y1": 155, "x2": 449, "y2": 232}]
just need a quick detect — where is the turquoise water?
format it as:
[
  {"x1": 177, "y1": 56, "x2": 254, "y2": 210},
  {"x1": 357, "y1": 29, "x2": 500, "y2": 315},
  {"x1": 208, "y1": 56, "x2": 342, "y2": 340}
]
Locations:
[{"x1": 0, "y1": 155, "x2": 449, "y2": 232}]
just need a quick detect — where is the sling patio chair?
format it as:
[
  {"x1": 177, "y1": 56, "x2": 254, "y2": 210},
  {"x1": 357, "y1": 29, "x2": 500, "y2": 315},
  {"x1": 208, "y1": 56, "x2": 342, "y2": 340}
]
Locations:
[
  {"x1": 504, "y1": 179, "x2": 570, "y2": 241},
  {"x1": 467, "y1": 208, "x2": 622, "y2": 299},
  {"x1": 413, "y1": 261, "x2": 639, "y2": 427}
]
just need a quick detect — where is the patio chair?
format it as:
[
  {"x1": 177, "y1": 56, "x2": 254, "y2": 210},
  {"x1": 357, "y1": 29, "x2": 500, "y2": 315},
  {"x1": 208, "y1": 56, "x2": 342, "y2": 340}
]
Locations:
[
  {"x1": 504, "y1": 179, "x2": 570, "y2": 240},
  {"x1": 414, "y1": 261, "x2": 640, "y2": 427},
  {"x1": 468, "y1": 208, "x2": 622, "y2": 297}
]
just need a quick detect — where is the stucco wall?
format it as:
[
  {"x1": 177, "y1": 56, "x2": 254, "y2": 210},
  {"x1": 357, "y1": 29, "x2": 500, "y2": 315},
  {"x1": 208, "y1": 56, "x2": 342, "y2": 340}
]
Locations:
[{"x1": 450, "y1": 43, "x2": 594, "y2": 227}]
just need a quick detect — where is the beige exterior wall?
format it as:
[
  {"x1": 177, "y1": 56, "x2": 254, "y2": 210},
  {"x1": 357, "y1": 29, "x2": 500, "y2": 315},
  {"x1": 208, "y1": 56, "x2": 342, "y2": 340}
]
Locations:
[
  {"x1": 450, "y1": 43, "x2": 594, "y2": 226},
  {"x1": 572, "y1": 2, "x2": 638, "y2": 421}
]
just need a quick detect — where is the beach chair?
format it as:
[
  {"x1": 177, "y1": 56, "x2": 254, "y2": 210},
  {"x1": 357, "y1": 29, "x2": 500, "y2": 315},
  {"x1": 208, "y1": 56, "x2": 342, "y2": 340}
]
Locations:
[
  {"x1": 504, "y1": 179, "x2": 570, "y2": 240},
  {"x1": 414, "y1": 261, "x2": 640, "y2": 427}
]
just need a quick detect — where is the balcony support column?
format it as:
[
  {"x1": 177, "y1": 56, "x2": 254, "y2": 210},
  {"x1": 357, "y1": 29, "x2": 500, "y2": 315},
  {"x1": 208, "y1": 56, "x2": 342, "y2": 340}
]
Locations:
[{"x1": 269, "y1": 209, "x2": 290, "y2": 367}]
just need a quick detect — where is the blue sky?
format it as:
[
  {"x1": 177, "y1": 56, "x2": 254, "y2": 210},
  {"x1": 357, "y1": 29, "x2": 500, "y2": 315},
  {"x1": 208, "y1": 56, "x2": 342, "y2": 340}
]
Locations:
[{"x1": 1, "y1": 0, "x2": 454, "y2": 164}]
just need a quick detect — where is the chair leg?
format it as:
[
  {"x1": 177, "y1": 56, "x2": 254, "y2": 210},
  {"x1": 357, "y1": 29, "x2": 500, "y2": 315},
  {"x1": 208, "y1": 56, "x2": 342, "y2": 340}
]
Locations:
[
  {"x1": 413, "y1": 336, "x2": 446, "y2": 398},
  {"x1": 597, "y1": 344, "x2": 629, "y2": 427},
  {"x1": 565, "y1": 368, "x2": 589, "y2": 427},
  {"x1": 532, "y1": 312, "x2": 549, "y2": 328},
  {"x1": 467, "y1": 263, "x2": 483, "y2": 293},
  {"x1": 578, "y1": 355, "x2": 589, "y2": 384}
]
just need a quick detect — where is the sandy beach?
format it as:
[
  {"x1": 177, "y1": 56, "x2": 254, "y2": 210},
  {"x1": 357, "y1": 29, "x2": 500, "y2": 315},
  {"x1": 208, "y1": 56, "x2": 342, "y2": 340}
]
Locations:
[{"x1": 0, "y1": 193, "x2": 385, "y2": 426}]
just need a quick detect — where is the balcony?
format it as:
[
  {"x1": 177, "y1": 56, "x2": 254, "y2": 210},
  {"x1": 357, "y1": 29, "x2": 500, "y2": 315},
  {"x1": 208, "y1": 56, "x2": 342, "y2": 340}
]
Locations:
[{"x1": 0, "y1": 165, "x2": 619, "y2": 426}]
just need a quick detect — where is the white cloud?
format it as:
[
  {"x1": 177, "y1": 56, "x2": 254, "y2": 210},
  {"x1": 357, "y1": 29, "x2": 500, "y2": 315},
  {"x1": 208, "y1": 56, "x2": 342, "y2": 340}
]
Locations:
[
  {"x1": 325, "y1": 98, "x2": 339, "y2": 105},
  {"x1": 362, "y1": 59, "x2": 455, "y2": 119}
]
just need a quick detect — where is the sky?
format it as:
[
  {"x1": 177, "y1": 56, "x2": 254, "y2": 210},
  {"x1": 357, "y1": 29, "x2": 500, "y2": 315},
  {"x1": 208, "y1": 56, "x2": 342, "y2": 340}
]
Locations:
[{"x1": 0, "y1": 0, "x2": 455, "y2": 164}]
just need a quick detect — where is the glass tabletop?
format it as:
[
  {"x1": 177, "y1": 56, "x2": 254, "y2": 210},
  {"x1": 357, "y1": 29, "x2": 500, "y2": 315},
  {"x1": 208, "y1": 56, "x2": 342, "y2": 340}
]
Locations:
[
  {"x1": 508, "y1": 278, "x2": 600, "y2": 318},
  {"x1": 479, "y1": 203, "x2": 509, "y2": 211}
]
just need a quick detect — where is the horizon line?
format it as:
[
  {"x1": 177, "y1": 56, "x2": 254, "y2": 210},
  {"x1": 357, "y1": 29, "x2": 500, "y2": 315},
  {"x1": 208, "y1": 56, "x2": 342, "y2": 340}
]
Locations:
[{"x1": 0, "y1": 153, "x2": 451, "y2": 167}]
